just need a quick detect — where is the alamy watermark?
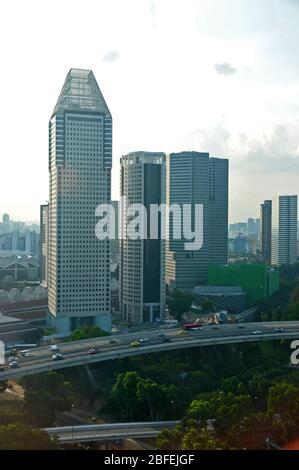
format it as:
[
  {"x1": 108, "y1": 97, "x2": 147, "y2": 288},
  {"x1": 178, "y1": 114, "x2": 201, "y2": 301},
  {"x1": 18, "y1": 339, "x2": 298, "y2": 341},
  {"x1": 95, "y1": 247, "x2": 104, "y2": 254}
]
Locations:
[
  {"x1": 95, "y1": 198, "x2": 204, "y2": 251},
  {"x1": 290, "y1": 340, "x2": 299, "y2": 365}
]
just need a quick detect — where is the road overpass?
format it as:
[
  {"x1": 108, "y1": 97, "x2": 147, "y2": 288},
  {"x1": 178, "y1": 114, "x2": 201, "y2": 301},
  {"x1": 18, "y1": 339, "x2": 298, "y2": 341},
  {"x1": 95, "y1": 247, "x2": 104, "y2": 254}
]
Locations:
[
  {"x1": 0, "y1": 321, "x2": 298, "y2": 381},
  {"x1": 44, "y1": 421, "x2": 179, "y2": 443}
]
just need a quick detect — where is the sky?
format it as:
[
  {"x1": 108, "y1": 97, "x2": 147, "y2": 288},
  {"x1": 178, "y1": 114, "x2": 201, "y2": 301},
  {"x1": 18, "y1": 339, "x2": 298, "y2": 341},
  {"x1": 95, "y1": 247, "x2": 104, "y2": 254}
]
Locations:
[{"x1": 1, "y1": 0, "x2": 299, "y2": 223}]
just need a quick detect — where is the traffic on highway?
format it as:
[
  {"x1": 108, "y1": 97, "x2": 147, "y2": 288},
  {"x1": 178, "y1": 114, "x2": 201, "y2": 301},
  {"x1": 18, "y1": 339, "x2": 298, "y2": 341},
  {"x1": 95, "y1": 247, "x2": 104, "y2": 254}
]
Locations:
[{"x1": 1, "y1": 321, "x2": 299, "y2": 381}]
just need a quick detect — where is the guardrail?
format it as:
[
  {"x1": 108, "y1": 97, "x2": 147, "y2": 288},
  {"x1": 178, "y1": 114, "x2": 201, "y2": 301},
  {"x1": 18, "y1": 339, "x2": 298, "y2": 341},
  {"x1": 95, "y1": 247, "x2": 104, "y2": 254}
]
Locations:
[{"x1": 0, "y1": 331, "x2": 299, "y2": 381}]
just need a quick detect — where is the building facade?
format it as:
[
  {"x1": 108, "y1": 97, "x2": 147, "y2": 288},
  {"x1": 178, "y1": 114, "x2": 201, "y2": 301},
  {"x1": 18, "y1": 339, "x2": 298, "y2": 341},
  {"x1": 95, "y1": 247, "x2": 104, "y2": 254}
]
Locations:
[
  {"x1": 209, "y1": 157, "x2": 229, "y2": 265},
  {"x1": 208, "y1": 263, "x2": 279, "y2": 303},
  {"x1": 271, "y1": 195, "x2": 298, "y2": 266},
  {"x1": 120, "y1": 151, "x2": 166, "y2": 323},
  {"x1": 260, "y1": 200, "x2": 272, "y2": 264},
  {"x1": 48, "y1": 68, "x2": 112, "y2": 333},
  {"x1": 40, "y1": 204, "x2": 48, "y2": 288},
  {"x1": 165, "y1": 151, "x2": 228, "y2": 290}
]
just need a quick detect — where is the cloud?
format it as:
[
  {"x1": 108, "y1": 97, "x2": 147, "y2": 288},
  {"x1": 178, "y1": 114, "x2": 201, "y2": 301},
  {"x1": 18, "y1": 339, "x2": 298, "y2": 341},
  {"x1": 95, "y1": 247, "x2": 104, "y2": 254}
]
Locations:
[
  {"x1": 149, "y1": 0, "x2": 157, "y2": 29},
  {"x1": 102, "y1": 50, "x2": 120, "y2": 63},
  {"x1": 214, "y1": 62, "x2": 237, "y2": 76}
]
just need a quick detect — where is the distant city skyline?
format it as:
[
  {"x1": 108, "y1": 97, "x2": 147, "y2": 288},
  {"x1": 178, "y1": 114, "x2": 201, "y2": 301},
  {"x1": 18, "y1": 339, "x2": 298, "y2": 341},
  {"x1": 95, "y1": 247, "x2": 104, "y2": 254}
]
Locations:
[{"x1": 1, "y1": 0, "x2": 299, "y2": 221}]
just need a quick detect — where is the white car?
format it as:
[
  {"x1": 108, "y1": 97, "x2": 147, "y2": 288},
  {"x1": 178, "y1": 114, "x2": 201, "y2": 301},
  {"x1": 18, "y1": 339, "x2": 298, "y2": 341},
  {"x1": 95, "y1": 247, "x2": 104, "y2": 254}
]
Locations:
[
  {"x1": 52, "y1": 353, "x2": 64, "y2": 361},
  {"x1": 252, "y1": 330, "x2": 262, "y2": 335},
  {"x1": 9, "y1": 361, "x2": 19, "y2": 368},
  {"x1": 139, "y1": 338, "x2": 150, "y2": 343},
  {"x1": 274, "y1": 327, "x2": 284, "y2": 333},
  {"x1": 50, "y1": 344, "x2": 59, "y2": 352}
]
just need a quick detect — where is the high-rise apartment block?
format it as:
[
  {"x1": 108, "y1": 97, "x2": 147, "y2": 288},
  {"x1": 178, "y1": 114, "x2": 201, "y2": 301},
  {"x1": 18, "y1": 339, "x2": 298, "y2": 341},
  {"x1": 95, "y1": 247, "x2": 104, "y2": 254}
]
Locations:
[
  {"x1": 271, "y1": 195, "x2": 298, "y2": 266},
  {"x1": 48, "y1": 69, "x2": 112, "y2": 333}
]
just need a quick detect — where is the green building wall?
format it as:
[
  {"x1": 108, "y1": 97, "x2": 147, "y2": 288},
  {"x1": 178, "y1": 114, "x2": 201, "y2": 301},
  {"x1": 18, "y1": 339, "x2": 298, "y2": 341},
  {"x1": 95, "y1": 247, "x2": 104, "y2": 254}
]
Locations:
[{"x1": 208, "y1": 264, "x2": 279, "y2": 304}]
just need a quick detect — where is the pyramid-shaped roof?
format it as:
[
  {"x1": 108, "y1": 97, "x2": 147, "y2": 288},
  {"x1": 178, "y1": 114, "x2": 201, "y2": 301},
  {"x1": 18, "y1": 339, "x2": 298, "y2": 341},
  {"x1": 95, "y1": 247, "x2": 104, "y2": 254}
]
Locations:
[{"x1": 52, "y1": 68, "x2": 111, "y2": 117}]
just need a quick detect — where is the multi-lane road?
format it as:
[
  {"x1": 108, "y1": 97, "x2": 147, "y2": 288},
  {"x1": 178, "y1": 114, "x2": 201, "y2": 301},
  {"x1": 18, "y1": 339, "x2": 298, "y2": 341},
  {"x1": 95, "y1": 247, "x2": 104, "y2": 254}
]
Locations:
[
  {"x1": 1, "y1": 321, "x2": 299, "y2": 381},
  {"x1": 44, "y1": 421, "x2": 179, "y2": 443}
]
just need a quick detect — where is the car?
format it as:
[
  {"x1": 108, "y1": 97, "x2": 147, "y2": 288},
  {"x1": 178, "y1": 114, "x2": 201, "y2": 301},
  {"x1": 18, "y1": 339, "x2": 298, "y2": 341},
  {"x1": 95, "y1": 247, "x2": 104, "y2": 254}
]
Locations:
[
  {"x1": 211, "y1": 326, "x2": 219, "y2": 329},
  {"x1": 237, "y1": 325, "x2": 246, "y2": 329},
  {"x1": 52, "y1": 353, "x2": 64, "y2": 361},
  {"x1": 139, "y1": 338, "x2": 150, "y2": 343},
  {"x1": 9, "y1": 361, "x2": 19, "y2": 368},
  {"x1": 252, "y1": 330, "x2": 262, "y2": 335},
  {"x1": 7, "y1": 356, "x2": 18, "y2": 362},
  {"x1": 50, "y1": 344, "x2": 59, "y2": 352},
  {"x1": 178, "y1": 329, "x2": 187, "y2": 335},
  {"x1": 20, "y1": 350, "x2": 32, "y2": 357},
  {"x1": 109, "y1": 339, "x2": 118, "y2": 344},
  {"x1": 87, "y1": 347, "x2": 99, "y2": 355},
  {"x1": 190, "y1": 327, "x2": 202, "y2": 331},
  {"x1": 274, "y1": 327, "x2": 284, "y2": 333},
  {"x1": 158, "y1": 334, "x2": 171, "y2": 342},
  {"x1": 130, "y1": 341, "x2": 140, "y2": 347},
  {"x1": 23, "y1": 352, "x2": 32, "y2": 358}
]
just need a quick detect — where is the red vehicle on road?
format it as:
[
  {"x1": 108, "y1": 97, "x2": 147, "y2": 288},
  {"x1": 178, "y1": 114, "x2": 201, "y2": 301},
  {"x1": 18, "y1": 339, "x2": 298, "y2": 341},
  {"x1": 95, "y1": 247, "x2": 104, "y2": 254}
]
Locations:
[{"x1": 183, "y1": 320, "x2": 203, "y2": 330}]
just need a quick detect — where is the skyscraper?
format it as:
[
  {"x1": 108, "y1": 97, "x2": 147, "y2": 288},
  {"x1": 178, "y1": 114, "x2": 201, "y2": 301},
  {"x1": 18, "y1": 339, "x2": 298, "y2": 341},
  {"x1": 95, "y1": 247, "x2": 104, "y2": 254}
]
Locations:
[
  {"x1": 165, "y1": 152, "x2": 205, "y2": 289},
  {"x1": 120, "y1": 151, "x2": 166, "y2": 323},
  {"x1": 208, "y1": 157, "x2": 229, "y2": 265},
  {"x1": 40, "y1": 204, "x2": 48, "y2": 287},
  {"x1": 271, "y1": 195, "x2": 298, "y2": 266},
  {"x1": 48, "y1": 69, "x2": 112, "y2": 333},
  {"x1": 260, "y1": 200, "x2": 272, "y2": 264},
  {"x1": 165, "y1": 152, "x2": 229, "y2": 290}
]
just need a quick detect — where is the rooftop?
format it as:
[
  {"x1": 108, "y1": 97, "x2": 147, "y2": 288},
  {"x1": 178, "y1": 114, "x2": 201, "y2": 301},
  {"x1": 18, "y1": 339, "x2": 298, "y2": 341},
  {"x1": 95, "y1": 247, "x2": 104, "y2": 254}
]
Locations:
[{"x1": 52, "y1": 68, "x2": 111, "y2": 117}]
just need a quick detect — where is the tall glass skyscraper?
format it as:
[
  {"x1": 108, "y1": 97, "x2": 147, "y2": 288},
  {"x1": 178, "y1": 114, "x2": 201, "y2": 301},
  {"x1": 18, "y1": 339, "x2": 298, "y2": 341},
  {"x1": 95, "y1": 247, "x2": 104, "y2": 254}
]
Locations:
[
  {"x1": 48, "y1": 69, "x2": 112, "y2": 333},
  {"x1": 165, "y1": 151, "x2": 228, "y2": 289},
  {"x1": 120, "y1": 152, "x2": 166, "y2": 323}
]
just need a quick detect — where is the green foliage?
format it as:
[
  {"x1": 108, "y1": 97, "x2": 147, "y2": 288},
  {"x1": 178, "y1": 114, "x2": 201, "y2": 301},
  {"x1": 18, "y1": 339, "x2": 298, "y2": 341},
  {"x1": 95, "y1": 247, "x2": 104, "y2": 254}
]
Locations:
[
  {"x1": 267, "y1": 382, "x2": 299, "y2": 443},
  {"x1": 0, "y1": 381, "x2": 8, "y2": 394},
  {"x1": 0, "y1": 424, "x2": 59, "y2": 449},
  {"x1": 21, "y1": 371, "x2": 75, "y2": 427},
  {"x1": 287, "y1": 302, "x2": 299, "y2": 321},
  {"x1": 110, "y1": 371, "x2": 182, "y2": 421},
  {"x1": 70, "y1": 325, "x2": 109, "y2": 341},
  {"x1": 168, "y1": 289, "x2": 194, "y2": 320},
  {"x1": 200, "y1": 299, "x2": 215, "y2": 313}
]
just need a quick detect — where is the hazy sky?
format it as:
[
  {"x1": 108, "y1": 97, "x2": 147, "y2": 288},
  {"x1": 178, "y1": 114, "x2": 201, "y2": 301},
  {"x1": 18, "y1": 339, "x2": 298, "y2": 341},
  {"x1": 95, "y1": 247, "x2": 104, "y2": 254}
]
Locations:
[{"x1": 1, "y1": 0, "x2": 299, "y2": 222}]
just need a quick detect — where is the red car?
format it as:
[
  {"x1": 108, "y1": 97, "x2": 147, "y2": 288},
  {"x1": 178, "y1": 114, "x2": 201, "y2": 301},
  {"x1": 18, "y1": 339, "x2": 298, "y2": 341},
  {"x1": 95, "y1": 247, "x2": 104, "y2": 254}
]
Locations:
[{"x1": 183, "y1": 322, "x2": 203, "y2": 330}]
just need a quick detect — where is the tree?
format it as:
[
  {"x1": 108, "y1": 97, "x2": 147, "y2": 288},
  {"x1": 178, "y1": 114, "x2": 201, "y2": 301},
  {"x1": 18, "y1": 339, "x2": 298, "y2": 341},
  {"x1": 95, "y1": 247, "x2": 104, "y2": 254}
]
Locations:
[
  {"x1": 0, "y1": 381, "x2": 8, "y2": 394},
  {"x1": 21, "y1": 371, "x2": 74, "y2": 427},
  {"x1": 182, "y1": 427, "x2": 225, "y2": 450},
  {"x1": 267, "y1": 382, "x2": 299, "y2": 443},
  {"x1": 0, "y1": 424, "x2": 59, "y2": 450},
  {"x1": 168, "y1": 289, "x2": 194, "y2": 321},
  {"x1": 70, "y1": 325, "x2": 109, "y2": 341},
  {"x1": 110, "y1": 371, "x2": 141, "y2": 421},
  {"x1": 287, "y1": 302, "x2": 299, "y2": 321},
  {"x1": 201, "y1": 299, "x2": 215, "y2": 313}
]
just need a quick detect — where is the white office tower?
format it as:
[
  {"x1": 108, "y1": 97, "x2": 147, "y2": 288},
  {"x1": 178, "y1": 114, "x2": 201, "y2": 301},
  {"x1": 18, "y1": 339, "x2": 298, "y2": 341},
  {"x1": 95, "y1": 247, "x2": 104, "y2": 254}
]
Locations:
[
  {"x1": 166, "y1": 152, "x2": 228, "y2": 289},
  {"x1": 271, "y1": 195, "x2": 298, "y2": 266},
  {"x1": 48, "y1": 69, "x2": 112, "y2": 333},
  {"x1": 120, "y1": 152, "x2": 166, "y2": 323}
]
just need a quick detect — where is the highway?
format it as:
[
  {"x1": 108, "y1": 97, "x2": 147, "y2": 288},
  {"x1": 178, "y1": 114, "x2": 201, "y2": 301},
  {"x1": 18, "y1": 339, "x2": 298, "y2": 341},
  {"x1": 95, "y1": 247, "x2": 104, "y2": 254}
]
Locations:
[
  {"x1": 44, "y1": 421, "x2": 179, "y2": 443},
  {"x1": 0, "y1": 321, "x2": 299, "y2": 381}
]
